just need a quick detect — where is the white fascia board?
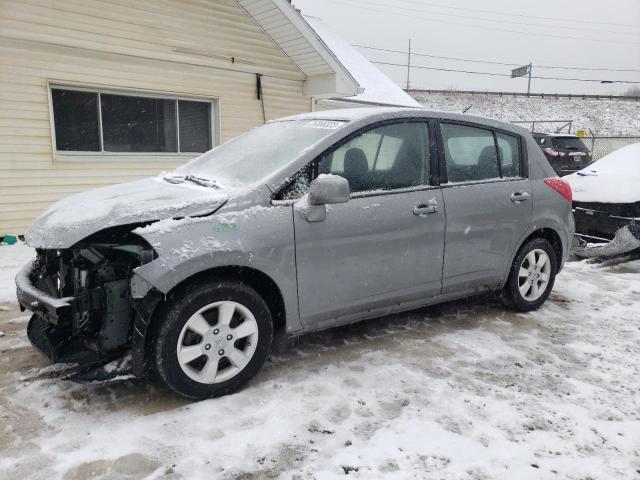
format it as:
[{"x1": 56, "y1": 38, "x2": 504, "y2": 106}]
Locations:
[{"x1": 304, "y1": 73, "x2": 365, "y2": 98}]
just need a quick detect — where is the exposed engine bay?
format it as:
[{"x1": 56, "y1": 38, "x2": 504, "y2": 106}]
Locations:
[{"x1": 20, "y1": 230, "x2": 156, "y2": 374}]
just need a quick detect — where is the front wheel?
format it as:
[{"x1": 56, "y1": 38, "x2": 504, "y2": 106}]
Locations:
[
  {"x1": 502, "y1": 237, "x2": 557, "y2": 312},
  {"x1": 153, "y1": 280, "x2": 273, "y2": 400}
]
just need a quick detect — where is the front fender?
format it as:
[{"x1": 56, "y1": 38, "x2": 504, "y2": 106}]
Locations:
[{"x1": 131, "y1": 204, "x2": 301, "y2": 333}]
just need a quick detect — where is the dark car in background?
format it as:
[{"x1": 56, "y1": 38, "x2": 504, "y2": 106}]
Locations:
[{"x1": 532, "y1": 133, "x2": 592, "y2": 176}]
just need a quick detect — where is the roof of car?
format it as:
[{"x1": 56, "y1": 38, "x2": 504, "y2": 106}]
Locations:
[{"x1": 275, "y1": 107, "x2": 530, "y2": 136}]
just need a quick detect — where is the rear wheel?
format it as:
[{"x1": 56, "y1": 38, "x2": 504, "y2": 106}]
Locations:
[
  {"x1": 153, "y1": 280, "x2": 273, "y2": 400},
  {"x1": 503, "y1": 237, "x2": 557, "y2": 312}
]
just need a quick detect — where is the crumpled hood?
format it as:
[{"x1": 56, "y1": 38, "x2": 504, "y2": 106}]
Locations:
[{"x1": 26, "y1": 177, "x2": 229, "y2": 248}]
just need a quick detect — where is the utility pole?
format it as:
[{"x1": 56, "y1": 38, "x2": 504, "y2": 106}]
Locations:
[
  {"x1": 527, "y1": 63, "x2": 532, "y2": 95},
  {"x1": 405, "y1": 38, "x2": 411, "y2": 91}
]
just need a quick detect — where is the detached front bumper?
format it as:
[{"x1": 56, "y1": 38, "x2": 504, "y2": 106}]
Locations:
[
  {"x1": 15, "y1": 262, "x2": 74, "y2": 321},
  {"x1": 573, "y1": 220, "x2": 640, "y2": 258}
]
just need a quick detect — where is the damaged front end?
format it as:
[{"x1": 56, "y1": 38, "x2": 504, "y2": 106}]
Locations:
[
  {"x1": 573, "y1": 220, "x2": 640, "y2": 259},
  {"x1": 16, "y1": 230, "x2": 160, "y2": 379},
  {"x1": 572, "y1": 200, "x2": 640, "y2": 259}
]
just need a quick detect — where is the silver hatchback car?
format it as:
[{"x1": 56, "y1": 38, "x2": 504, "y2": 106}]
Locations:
[{"x1": 17, "y1": 108, "x2": 574, "y2": 399}]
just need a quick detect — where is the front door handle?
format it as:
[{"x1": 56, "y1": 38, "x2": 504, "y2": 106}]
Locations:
[
  {"x1": 413, "y1": 204, "x2": 438, "y2": 215},
  {"x1": 510, "y1": 192, "x2": 530, "y2": 203}
]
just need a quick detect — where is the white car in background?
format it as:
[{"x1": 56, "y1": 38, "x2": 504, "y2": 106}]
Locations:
[{"x1": 566, "y1": 143, "x2": 640, "y2": 257}]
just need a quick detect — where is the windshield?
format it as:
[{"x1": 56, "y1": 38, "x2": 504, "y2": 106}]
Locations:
[
  {"x1": 552, "y1": 137, "x2": 587, "y2": 150},
  {"x1": 175, "y1": 119, "x2": 345, "y2": 187}
]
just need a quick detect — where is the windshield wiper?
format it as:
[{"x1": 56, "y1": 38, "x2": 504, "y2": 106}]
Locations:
[
  {"x1": 163, "y1": 175, "x2": 186, "y2": 184},
  {"x1": 163, "y1": 174, "x2": 219, "y2": 188},
  {"x1": 184, "y1": 175, "x2": 220, "y2": 189}
]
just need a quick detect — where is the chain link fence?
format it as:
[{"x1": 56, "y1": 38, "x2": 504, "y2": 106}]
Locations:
[{"x1": 583, "y1": 136, "x2": 640, "y2": 160}]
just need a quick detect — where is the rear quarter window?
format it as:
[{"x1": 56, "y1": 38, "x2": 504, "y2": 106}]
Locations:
[{"x1": 496, "y1": 132, "x2": 521, "y2": 178}]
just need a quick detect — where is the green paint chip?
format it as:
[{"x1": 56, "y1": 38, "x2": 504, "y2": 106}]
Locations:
[{"x1": 212, "y1": 223, "x2": 237, "y2": 233}]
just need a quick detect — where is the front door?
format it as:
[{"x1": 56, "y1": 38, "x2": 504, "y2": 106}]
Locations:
[
  {"x1": 437, "y1": 122, "x2": 533, "y2": 292},
  {"x1": 292, "y1": 121, "x2": 445, "y2": 329}
]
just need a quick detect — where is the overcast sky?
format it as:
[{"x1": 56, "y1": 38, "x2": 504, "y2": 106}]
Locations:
[{"x1": 294, "y1": 0, "x2": 640, "y2": 95}]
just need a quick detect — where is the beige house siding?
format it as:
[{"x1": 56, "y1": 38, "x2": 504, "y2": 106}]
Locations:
[{"x1": 0, "y1": 0, "x2": 313, "y2": 235}]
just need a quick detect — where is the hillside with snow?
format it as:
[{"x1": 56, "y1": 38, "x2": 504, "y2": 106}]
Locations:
[{"x1": 410, "y1": 91, "x2": 640, "y2": 136}]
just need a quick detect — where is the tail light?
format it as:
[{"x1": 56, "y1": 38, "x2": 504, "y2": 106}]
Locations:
[
  {"x1": 544, "y1": 177, "x2": 572, "y2": 204},
  {"x1": 543, "y1": 148, "x2": 565, "y2": 157}
]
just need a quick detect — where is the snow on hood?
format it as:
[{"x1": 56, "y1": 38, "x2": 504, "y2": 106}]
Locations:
[
  {"x1": 565, "y1": 143, "x2": 640, "y2": 204},
  {"x1": 25, "y1": 177, "x2": 229, "y2": 248}
]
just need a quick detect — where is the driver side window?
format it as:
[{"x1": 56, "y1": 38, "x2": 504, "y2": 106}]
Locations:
[
  {"x1": 318, "y1": 122, "x2": 429, "y2": 194},
  {"x1": 274, "y1": 122, "x2": 430, "y2": 200}
]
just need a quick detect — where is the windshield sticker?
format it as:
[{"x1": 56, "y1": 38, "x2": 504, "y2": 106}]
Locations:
[{"x1": 302, "y1": 120, "x2": 344, "y2": 130}]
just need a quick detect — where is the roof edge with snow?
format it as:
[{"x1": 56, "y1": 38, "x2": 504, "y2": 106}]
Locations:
[{"x1": 236, "y1": 0, "x2": 361, "y2": 98}]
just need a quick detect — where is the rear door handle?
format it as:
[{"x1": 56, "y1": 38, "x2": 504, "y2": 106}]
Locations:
[
  {"x1": 413, "y1": 204, "x2": 438, "y2": 215},
  {"x1": 510, "y1": 192, "x2": 530, "y2": 203}
]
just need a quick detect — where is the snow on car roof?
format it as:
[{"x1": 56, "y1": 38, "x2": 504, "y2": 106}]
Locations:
[
  {"x1": 274, "y1": 107, "x2": 531, "y2": 136},
  {"x1": 565, "y1": 143, "x2": 640, "y2": 204}
]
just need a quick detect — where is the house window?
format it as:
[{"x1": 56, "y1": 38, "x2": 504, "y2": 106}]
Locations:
[{"x1": 51, "y1": 87, "x2": 214, "y2": 154}]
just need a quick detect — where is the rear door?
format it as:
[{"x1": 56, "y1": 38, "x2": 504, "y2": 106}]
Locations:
[
  {"x1": 437, "y1": 122, "x2": 533, "y2": 293},
  {"x1": 292, "y1": 120, "x2": 445, "y2": 329}
]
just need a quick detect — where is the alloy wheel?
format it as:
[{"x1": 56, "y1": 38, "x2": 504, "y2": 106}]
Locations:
[
  {"x1": 518, "y1": 249, "x2": 551, "y2": 302},
  {"x1": 176, "y1": 301, "x2": 259, "y2": 384}
]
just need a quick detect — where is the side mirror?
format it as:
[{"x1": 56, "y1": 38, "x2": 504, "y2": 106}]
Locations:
[
  {"x1": 299, "y1": 174, "x2": 350, "y2": 223},
  {"x1": 308, "y1": 174, "x2": 350, "y2": 205}
]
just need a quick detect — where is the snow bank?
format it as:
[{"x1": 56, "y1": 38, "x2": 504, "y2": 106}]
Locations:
[
  {"x1": 565, "y1": 143, "x2": 640, "y2": 203},
  {"x1": 411, "y1": 92, "x2": 640, "y2": 136},
  {"x1": 0, "y1": 243, "x2": 35, "y2": 303}
]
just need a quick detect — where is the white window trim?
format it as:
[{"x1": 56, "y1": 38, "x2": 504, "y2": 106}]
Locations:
[{"x1": 48, "y1": 83, "x2": 220, "y2": 162}]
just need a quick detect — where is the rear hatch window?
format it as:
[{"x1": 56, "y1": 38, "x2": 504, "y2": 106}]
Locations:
[{"x1": 552, "y1": 137, "x2": 587, "y2": 150}]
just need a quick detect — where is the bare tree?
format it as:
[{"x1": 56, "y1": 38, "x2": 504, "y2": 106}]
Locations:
[{"x1": 624, "y1": 86, "x2": 640, "y2": 97}]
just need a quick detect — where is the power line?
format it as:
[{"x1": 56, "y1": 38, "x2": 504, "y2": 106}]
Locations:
[
  {"x1": 355, "y1": 44, "x2": 640, "y2": 73},
  {"x1": 379, "y1": 0, "x2": 639, "y2": 30},
  {"x1": 324, "y1": 0, "x2": 640, "y2": 46},
  {"x1": 342, "y1": 0, "x2": 639, "y2": 36},
  {"x1": 371, "y1": 61, "x2": 640, "y2": 84}
]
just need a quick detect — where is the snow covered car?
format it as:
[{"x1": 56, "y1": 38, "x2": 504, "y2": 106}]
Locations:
[
  {"x1": 532, "y1": 133, "x2": 592, "y2": 176},
  {"x1": 566, "y1": 143, "x2": 640, "y2": 257},
  {"x1": 16, "y1": 108, "x2": 574, "y2": 400}
]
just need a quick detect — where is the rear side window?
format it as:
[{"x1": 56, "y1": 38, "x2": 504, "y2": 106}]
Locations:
[
  {"x1": 441, "y1": 124, "x2": 499, "y2": 183},
  {"x1": 496, "y1": 132, "x2": 521, "y2": 178}
]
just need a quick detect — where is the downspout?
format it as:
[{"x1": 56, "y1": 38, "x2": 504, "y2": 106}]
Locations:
[{"x1": 256, "y1": 73, "x2": 266, "y2": 123}]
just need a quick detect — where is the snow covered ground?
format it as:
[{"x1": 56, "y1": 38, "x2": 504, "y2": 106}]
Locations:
[
  {"x1": 0, "y1": 243, "x2": 34, "y2": 302},
  {"x1": 1, "y1": 245, "x2": 639, "y2": 480},
  {"x1": 410, "y1": 92, "x2": 640, "y2": 137}
]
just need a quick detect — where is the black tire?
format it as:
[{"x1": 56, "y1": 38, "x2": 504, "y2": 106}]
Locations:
[
  {"x1": 502, "y1": 237, "x2": 558, "y2": 312},
  {"x1": 153, "y1": 279, "x2": 273, "y2": 400}
]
